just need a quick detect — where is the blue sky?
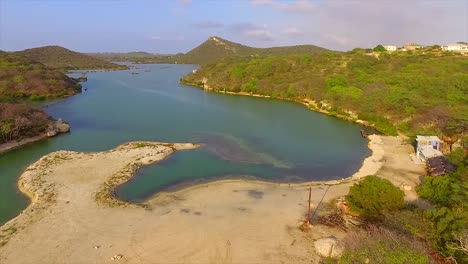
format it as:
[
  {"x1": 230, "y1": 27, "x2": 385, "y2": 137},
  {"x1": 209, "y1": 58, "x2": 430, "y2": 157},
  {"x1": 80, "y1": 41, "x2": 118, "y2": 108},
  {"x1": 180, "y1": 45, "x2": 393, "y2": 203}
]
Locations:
[{"x1": 0, "y1": 0, "x2": 467, "y2": 53}]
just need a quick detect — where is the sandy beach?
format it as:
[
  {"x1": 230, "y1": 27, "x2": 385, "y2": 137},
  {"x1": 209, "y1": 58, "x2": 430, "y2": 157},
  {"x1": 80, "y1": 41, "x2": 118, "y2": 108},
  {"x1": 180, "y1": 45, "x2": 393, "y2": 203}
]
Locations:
[{"x1": 0, "y1": 135, "x2": 425, "y2": 264}]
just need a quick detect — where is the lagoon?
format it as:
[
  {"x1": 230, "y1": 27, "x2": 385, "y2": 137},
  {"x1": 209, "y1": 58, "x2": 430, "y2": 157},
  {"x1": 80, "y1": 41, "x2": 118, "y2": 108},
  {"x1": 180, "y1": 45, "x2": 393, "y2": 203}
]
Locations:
[{"x1": 0, "y1": 64, "x2": 369, "y2": 224}]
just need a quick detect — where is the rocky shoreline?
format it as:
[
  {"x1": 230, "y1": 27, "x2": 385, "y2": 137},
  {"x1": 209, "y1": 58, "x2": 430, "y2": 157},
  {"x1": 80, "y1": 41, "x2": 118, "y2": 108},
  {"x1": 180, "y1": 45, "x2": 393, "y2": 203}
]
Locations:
[{"x1": 0, "y1": 119, "x2": 71, "y2": 155}]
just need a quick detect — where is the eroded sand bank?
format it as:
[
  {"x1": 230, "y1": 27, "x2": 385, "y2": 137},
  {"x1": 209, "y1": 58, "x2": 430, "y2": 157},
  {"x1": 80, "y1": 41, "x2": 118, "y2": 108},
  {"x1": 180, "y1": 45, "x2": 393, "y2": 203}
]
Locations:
[{"x1": 0, "y1": 135, "x2": 425, "y2": 264}]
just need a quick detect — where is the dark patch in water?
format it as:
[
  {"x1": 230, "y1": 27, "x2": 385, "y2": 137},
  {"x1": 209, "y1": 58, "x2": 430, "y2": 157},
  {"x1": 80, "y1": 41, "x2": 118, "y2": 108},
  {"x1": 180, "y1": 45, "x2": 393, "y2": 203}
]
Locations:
[
  {"x1": 180, "y1": 208, "x2": 190, "y2": 213},
  {"x1": 248, "y1": 190, "x2": 264, "y2": 199},
  {"x1": 200, "y1": 134, "x2": 261, "y2": 164},
  {"x1": 194, "y1": 211, "x2": 202, "y2": 216}
]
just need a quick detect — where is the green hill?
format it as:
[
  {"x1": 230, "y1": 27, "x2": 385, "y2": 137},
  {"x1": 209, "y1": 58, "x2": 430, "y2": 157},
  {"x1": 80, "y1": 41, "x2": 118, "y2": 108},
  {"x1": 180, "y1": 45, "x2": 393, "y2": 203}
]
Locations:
[
  {"x1": 181, "y1": 48, "x2": 468, "y2": 139},
  {"x1": 88, "y1": 36, "x2": 329, "y2": 65},
  {"x1": 0, "y1": 51, "x2": 81, "y2": 100},
  {"x1": 180, "y1": 36, "x2": 329, "y2": 64},
  {"x1": 17, "y1": 46, "x2": 128, "y2": 71}
]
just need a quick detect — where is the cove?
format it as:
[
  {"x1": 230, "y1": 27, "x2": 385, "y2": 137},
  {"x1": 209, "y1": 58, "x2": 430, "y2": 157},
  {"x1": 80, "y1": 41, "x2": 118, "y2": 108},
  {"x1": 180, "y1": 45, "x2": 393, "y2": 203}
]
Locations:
[{"x1": 0, "y1": 64, "x2": 369, "y2": 225}]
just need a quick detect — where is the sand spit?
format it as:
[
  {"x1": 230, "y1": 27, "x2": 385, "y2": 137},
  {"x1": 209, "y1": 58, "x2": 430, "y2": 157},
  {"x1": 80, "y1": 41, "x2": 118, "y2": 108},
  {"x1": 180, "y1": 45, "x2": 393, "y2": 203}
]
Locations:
[{"x1": 0, "y1": 136, "x2": 425, "y2": 264}]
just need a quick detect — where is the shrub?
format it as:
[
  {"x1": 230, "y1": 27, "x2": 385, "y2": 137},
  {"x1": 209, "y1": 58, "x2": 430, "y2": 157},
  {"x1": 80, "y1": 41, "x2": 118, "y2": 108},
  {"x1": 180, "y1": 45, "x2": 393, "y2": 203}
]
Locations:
[
  {"x1": 346, "y1": 176, "x2": 404, "y2": 216},
  {"x1": 373, "y1": 45, "x2": 386, "y2": 52},
  {"x1": 447, "y1": 148, "x2": 466, "y2": 166},
  {"x1": 340, "y1": 226, "x2": 431, "y2": 264}
]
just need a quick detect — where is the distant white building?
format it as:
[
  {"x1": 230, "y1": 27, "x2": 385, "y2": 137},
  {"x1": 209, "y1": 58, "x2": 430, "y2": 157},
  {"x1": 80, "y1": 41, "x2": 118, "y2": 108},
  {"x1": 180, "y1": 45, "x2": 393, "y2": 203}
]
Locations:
[
  {"x1": 384, "y1": 45, "x2": 397, "y2": 51},
  {"x1": 442, "y1": 43, "x2": 468, "y2": 52}
]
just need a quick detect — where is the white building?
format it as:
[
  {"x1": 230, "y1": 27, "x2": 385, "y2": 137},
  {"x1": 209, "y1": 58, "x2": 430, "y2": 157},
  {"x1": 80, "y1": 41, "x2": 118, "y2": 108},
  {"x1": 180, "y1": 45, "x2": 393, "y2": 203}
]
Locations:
[
  {"x1": 384, "y1": 45, "x2": 397, "y2": 51},
  {"x1": 416, "y1": 135, "x2": 443, "y2": 161},
  {"x1": 442, "y1": 43, "x2": 468, "y2": 52}
]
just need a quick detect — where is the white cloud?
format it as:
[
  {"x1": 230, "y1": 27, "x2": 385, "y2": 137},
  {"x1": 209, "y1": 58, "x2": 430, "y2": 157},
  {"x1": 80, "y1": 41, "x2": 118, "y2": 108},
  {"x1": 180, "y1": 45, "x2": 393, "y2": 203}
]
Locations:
[
  {"x1": 284, "y1": 27, "x2": 304, "y2": 36},
  {"x1": 192, "y1": 21, "x2": 224, "y2": 29},
  {"x1": 229, "y1": 23, "x2": 275, "y2": 41},
  {"x1": 251, "y1": 0, "x2": 315, "y2": 13}
]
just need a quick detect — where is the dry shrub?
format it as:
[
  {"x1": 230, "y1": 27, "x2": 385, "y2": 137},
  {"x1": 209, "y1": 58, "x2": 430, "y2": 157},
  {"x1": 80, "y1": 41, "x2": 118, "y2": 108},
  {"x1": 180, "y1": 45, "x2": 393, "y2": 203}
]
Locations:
[
  {"x1": 340, "y1": 225, "x2": 437, "y2": 264},
  {"x1": 317, "y1": 211, "x2": 348, "y2": 231}
]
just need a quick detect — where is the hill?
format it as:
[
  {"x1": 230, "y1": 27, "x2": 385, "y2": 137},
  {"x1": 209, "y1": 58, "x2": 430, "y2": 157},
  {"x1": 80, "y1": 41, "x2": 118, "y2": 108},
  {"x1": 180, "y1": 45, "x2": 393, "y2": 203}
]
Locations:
[
  {"x1": 0, "y1": 51, "x2": 82, "y2": 100},
  {"x1": 180, "y1": 36, "x2": 329, "y2": 64},
  {"x1": 181, "y1": 48, "x2": 468, "y2": 140},
  {"x1": 17, "y1": 46, "x2": 128, "y2": 71},
  {"x1": 88, "y1": 36, "x2": 329, "y2": 65}
]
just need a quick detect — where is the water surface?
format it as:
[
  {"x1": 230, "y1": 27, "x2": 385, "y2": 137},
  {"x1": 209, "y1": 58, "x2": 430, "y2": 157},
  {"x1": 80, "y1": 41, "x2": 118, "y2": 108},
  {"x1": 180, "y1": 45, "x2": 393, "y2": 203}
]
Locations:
[{"x1": 0, "y1": 64, "x2": 369, "y2": 224}]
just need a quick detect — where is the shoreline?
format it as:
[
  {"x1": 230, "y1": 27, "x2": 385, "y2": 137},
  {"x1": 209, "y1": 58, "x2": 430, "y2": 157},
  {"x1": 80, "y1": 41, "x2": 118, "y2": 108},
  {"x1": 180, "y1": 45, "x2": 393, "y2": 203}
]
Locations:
[
  {"x1": 0, "y1": 136, "x2": 425, "y2": 263},
  {"x1": 2, "y1": 135, "x2": 380, "y2": 229},
  {"x1": 0, "y1": 134, "x2": 49, "y2": 155},
  {"x1": 180, "y1": 80, "x2": 375, "y2": 130}
]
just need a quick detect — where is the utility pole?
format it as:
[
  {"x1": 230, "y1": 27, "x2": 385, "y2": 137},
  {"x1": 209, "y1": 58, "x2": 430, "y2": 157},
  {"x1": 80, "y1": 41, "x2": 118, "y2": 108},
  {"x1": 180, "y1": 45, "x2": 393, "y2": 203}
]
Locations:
[{"x1": 307, "y1": 187, "x2": 312, "y2": 225}]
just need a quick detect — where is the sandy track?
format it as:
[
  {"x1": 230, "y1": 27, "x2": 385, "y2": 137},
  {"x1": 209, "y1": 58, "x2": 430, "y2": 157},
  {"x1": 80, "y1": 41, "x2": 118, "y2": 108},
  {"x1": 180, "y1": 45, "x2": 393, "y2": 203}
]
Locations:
[{"x1": 0, "y1": 135, "x2": 425, "y2": 264}]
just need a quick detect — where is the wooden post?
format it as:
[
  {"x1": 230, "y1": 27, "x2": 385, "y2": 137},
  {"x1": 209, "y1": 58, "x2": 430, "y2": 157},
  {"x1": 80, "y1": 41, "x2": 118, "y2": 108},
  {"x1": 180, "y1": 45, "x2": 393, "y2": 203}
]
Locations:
[{"x1": 307, "y1": 187, "x2": 312, "y2": 225}]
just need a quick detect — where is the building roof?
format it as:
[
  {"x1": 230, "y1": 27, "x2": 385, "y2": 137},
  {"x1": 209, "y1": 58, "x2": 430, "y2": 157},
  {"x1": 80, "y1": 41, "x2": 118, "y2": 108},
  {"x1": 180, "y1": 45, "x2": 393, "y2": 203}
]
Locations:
[
  {"x1": 419, "y1": 145, "x2": 443, "y2": 159},
  {"x1": 416, "y1": 135, "x2": 441, "y2": 142},
  {"x1": 427, "y1": 156, "x2": 456, "y2": 176}
]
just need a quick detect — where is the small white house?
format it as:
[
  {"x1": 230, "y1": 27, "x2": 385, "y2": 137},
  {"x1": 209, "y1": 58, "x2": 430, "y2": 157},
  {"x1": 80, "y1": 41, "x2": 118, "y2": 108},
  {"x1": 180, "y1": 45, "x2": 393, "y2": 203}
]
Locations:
[
  {"x1": 416, "y1": 135, "x2": 443, "y2": 161},
  {"x1": 384, "y1": 45, "x2": 397, "y2": 51},
  {"x1": 442, "y1": 43, "x2": 468, "y2": 52}
]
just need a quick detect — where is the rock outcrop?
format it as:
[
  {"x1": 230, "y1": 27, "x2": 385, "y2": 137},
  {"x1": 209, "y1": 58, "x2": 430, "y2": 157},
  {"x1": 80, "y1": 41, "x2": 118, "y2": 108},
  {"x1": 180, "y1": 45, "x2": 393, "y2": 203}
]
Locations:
[
  {"x1": 47, "y1": 119, "x2": 71, "y2": 137},
  {"x1": 313, "y1": 236, "x2": 344, "y2": 258}
]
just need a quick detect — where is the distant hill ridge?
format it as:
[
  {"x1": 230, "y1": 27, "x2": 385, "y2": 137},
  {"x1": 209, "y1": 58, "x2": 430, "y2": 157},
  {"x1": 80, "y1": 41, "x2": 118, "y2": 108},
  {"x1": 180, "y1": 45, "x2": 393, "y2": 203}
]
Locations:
[
  {"x1": 88, "y1": 36, "x2": 329, "y2": 65},
  {"x1": 17, "y1": 46, "x2": 127, "y2": 71},
  {"x1": 181, "y1": 36, "x2": 329, "y2": 64}
]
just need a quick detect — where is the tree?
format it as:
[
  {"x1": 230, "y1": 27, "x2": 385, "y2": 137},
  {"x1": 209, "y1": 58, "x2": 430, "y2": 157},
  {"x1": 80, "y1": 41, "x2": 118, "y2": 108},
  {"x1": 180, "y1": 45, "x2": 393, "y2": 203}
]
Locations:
[
  {"x1": 0, "y1": 120, "x2": 13, "y2": 142},
  {"x1": 373, "y1": 45, "x2": 386, "y2": 52},
  {"x1": 346, "y1": 176, "x2": 404, "y2": 216}
]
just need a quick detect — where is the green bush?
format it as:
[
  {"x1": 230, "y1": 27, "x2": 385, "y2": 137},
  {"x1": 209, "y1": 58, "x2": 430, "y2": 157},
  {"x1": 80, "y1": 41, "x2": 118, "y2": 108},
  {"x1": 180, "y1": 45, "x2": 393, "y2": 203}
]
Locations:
[
  {"x1": 373, "y1": 44, "x2": 386, "y2": 52},
  {"x1": 447, "y1": 148, "x2": 466, "y2": 166},
  {"x1": 347, "y1": 176, "x2": 404, "y2": 216},
  {"x1": 29, "y1": 94, "x2": 46, "y2": 101},
  {"x1": 340, "y1": 226, "x2": 430, "y2": 264}
]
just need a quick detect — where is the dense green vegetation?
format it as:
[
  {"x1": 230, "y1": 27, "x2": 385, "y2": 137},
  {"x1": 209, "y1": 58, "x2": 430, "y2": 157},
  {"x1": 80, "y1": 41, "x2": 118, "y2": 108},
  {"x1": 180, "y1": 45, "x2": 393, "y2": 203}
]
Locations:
[
  {"x1": 416, "y1": 150, "x2": 468, "y2": 262},
  {"x1": 346, "y1": 176, "x2": 404, "y2": 217},
  {"x1": 0, "y1": 103, "x2": 52, "y2": 143},
  {"x1": 334, "y1": 151, "x2": 467, "y2": 263},
  {"x1": 0, "y1": 51, "x2": 81, "y2": 100},
  {"x1": 89, "y1": 36, "x2": 329, "y2": 65},
  {"x1": 17, "y1": 46, "x2": 128, "y2": 71},
  {"x1": 182, "y1": 48, "x2": 468, "y2": 138}
]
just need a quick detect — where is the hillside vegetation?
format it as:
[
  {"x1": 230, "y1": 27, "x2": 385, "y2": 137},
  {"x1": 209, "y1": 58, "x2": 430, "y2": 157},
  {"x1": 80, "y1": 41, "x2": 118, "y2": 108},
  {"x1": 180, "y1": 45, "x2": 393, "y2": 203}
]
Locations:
[
  {"x1": 0, "y1": 103, "x2": 52, "y2": 144},
  {"x1": 89, "y1": 36, "x2": 329, "y2": 65},
  {"x1": 0, "y1": 51, "x2": 81, "y2": 101},
  {"x1": 180, "y1": 36, "x2": 329, "y2": 65},
  {"x1": 17, "y1": 46, "x2": 128, "y2": 71},
  {"x1": 181, "y1": 48, "x2": 468, "y2": 139}
]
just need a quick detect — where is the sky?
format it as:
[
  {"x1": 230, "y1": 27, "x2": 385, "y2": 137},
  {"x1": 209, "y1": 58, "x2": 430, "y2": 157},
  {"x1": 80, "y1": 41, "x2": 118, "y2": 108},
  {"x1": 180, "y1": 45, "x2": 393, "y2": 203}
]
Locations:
[{"x1": 0, "y1": 0, "x2": 467, "y2": 53}]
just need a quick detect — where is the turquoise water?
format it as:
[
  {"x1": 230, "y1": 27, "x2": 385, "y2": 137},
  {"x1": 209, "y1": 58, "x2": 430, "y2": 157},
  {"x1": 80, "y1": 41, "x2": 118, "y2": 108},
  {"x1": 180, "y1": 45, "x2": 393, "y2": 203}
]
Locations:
[{"x1": 0, "y1": 64, "x2": 369, "y2": 224}]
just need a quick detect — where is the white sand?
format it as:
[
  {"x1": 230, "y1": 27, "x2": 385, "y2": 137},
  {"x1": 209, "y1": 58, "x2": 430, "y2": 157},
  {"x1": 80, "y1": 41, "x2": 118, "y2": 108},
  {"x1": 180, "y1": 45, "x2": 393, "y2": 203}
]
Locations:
[{"x1": 0, "y1": 135, "x2": 425, "y2": 263}]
